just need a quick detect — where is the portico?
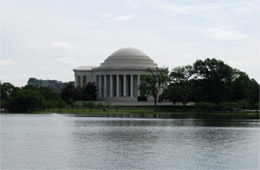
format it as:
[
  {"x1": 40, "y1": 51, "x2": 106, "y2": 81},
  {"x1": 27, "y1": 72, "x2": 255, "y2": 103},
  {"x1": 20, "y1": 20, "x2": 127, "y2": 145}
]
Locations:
[
  {"x1": 95, "y1": 74, "x2": 140, "y2": 98},
  {"x1": 73, "y1": 48, "x2": 158, "y2": 101}
]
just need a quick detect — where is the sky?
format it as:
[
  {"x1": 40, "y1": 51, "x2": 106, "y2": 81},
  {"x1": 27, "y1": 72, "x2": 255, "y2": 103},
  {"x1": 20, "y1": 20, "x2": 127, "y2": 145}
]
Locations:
[{"x1": 1, "y1": 0, "x2": 260, "y2": 86}]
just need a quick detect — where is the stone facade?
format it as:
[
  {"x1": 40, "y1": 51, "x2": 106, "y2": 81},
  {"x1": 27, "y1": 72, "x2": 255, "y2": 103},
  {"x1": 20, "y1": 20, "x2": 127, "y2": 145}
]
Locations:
[
  {"x1": 27, "y1": 77, "x2": 69, "y2": 93},
  {"x1": 73, "y1": 48, "x2": 158, "y2": 101}
]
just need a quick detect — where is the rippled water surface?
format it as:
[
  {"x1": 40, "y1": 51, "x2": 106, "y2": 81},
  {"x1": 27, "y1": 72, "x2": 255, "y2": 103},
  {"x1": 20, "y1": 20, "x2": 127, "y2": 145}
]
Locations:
[{"x1": 1, "y1": 114, "x2": 259, "y2": 169}]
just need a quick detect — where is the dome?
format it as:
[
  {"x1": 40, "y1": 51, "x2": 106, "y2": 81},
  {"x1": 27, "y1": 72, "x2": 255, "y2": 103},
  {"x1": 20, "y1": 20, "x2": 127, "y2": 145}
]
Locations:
[
  {"x1": 98, "y1": 48, "x2": 158, "y2": 69},
  {"x1": 110, "y1": 48, "x2": 148, "y2": 57}
]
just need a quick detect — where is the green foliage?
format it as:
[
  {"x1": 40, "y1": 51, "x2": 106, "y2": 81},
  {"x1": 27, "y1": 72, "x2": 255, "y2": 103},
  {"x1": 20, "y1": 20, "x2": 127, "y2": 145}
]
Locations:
[
  {"x1": 139, "y1": 67, "x2": 169, "y2": 111},
  {"x1": 169, "y1": 65, "x2": 194, "y2": 108},
  {"x1": 1, "y1": 58, "x2": 259, "y2": 113},
  {"x1": 0, "y1": 82, "x2": 18, "y2": 111},
  {"x1": 170, "y1": 65, "x2": 193, "y2": 83},
  {"x1": 83, "y1": 101, "x2": 96, "y2": 111},
  {"x1": 67, "y1": 98, "x2": 75, "y2": 108},
  {"x1": 137, "y1": 96, "x2": 147, "y2": 101},
  {"x1": 193, "y1": 58, "x2": 234, "y2": 103},
  {"x1": 248, "y1": 79, "x2": 260, "y2": 105},
  {"x1": 55, "y1": 99, "x2": 67, "y2": 109},
  {"x1": 82, "y1": 82, "x2": 97, "y2": 100},
  {"x1": 195, "y1": 102, "x2": 218, "y2": 112},
  {"x1": 1, "y1": 82, "x2": 66, "y2": 112},
  {"x1": 162, "y1": 83, "x2": 181, "y2": 106},
  {"x1": 96, "y1": 102, "x2": 104, "y2": 111},
  {"x1": 105, "y1": 102, "x2": 112, "y2": 111},
  {"x1": 162, "y1": 58, "x2": 259, "y2": 111},
  {"x1": 61, "y1": 82, "x2": 97, "y2": 101},
  {"x1": 231, "y1": 70, "x2": 251, "y2": 100},
  {"x1": 218, "y1": 102, "x2": 239, "y2": 112},
  {"x1": 7, "y1": 89, "x2": 45, "y2": 112},
  {"x1": 61, "y1": 83, "x2": 80, "y2": 101},
  {"x1": 1, "y1": 82, "x2": 16, "y2": 100}
]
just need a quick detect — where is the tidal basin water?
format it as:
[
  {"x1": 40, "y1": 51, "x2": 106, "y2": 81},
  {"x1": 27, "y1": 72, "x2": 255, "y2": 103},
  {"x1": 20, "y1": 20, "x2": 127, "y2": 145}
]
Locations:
[{"x1": 1, "y1": 114, "x2": 259, "y2": 169}]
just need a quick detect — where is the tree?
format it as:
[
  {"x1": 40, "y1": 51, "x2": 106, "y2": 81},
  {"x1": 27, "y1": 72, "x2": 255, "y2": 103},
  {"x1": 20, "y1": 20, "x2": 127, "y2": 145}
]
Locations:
[
  {"x1": 231, "y1": 70, "x2": 251, "y2": 101},
  {"x1": 67, "y1": 98, "x2": 75, "y2": 111},
  {"x1": 82, "y1": 82, "x2": 97, "y2": 101},
  {"x1": 139, "y1": 68, "x2": 169, "y2": 111},
  {"x1": 61, "y1": 82, "x2": 97, "y2": 101},
  {"x1": 0, "y1": 82, "x2": 17, "y2": 111},
  {"x1": 54, "y1": 99, "x2": 66, "y2": 112},
  {"x1": 169, "y1": 65, "x2": 194, "y2": 109},
  {"x1": 248, "y1": 79, "x2": 260, "y2": 108},
  {"x1": 193, "y1": 58, "x2": 233, "y2": 103},
  {"x1": 61, "y1": 83, "x2": 80, "y2": 101},
  {"x1": 7, "y1": 88, "x2": 45, "y2": 112},
  {"x1": 162, "y1": 83, "x2": 181, "y2": 109}
]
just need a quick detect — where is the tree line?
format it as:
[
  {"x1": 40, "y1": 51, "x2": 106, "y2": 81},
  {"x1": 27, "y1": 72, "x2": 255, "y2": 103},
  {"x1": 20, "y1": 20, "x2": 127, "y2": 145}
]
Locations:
[
  {"x1": 1, "y1": 58, "x2": 259, "y2": 113},
  {"x1": 140, "y1": 58, "x2": 259, "y2": 111},
  {"x1": 0, "y1": 82, "x2": 97, "y2": 112}
]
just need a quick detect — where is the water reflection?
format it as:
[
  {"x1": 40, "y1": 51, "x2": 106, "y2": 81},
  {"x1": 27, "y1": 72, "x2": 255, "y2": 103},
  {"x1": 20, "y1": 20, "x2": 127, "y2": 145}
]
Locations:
[
  {"x1": 72, "y1": 117, "x2": 260, "y2": 127},
  {"x1": 1, "y1": 115, "x2": 259, "y2": 169},
  {"x1": 69, "y1": 118, "x2": 259, "y2": 169}
]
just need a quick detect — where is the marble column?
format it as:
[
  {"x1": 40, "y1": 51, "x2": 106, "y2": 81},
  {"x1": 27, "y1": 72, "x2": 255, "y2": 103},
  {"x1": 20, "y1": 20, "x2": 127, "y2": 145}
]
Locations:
[
  {"x1": 137, "y1": 75, "x2": 140, "y2": 96},
  {"x1": 130, "y1": 74, "x2": 134, "y2": 97},
  {"x1": 104, "y1": 75, "x2": 107, "y2": 97},
  {"x1": 123, "y1": 74, "x2": 126, "y2": 97},
  {"x1": 82, "y1": 76, "x2": 84, "y2": 87},
  {"x1": 98, "y1": 75, "x2": 102, "y2": 97},
  {"x1": 75, "y1": 75, "x2": 78, "y2": 87},
  {"x1": 116, "y1": 74, "x2": 120, "y2": 97},
  {"x1": 110, "y1": 75, "x2": 113, "y2": 97},
  {"x1": 79, "y1": 76, "x2": 82, "y2": 87}
]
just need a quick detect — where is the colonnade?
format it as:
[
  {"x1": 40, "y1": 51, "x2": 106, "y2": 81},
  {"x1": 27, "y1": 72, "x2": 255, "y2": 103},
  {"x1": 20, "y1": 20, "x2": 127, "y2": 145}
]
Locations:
[
  {"x1": 96, "y1": 74, "x2": 141, "y2": 98},
  {"x1": 75, "y1": 75, "x2": 87, "y2": 88}
]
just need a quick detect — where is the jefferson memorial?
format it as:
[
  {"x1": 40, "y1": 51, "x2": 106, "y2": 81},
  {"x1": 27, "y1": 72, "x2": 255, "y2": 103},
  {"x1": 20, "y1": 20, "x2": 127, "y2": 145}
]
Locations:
[{"x1": 73, "y1": 48, "x2": 158, "y2": 101}]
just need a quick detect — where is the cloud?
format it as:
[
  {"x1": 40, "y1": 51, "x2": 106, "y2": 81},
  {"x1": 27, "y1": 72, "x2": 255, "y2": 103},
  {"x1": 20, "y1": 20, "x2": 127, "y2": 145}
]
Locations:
[
  {"x1": 0, "y1": 59, "x2": 15, "y2": 66},
  {"x1": 207, "y1": 26, "x2": 248, "y2": 40},
  {"x1": 149, "y1": 0, "x2": 258, "y2": 15},
  {"x1": 2, "y1": 0, "x2": 259, "y2": 86},
  {"x1": 113, "y1": 15, "x2": 134, "y2": 21},
  {"x1": 171, "y1": 26, "x2": 249, "y2": 40},
  {"x1": 50, "y1": 41, "x2": 75, "y2": 49},
  {"x1": 102, "y1": 13, "x2": 135, "y2": 21},
  {"x1": 146, "y1": 1, "x2": 233, "y2": 15}
]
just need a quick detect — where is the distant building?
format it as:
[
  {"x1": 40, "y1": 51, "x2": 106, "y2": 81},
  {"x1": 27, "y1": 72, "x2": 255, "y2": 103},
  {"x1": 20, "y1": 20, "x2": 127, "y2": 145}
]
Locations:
[
  {"x1": 27, "y1": 78, "x2": 72, "y2": 93},
  {"x1": 73, "y1": 47, "x2": 159, "y2": 101}
]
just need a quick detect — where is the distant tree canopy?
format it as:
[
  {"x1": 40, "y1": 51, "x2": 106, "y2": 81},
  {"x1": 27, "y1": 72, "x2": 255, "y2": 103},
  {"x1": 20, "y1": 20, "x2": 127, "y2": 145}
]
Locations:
[
  {"x1": 1, "y1": 82, "x2": 18, "y2": 110},
  {"x1": 0, "y1": 84, "x2": 50, "y2": 112},
  {"x1": 0, "y1": 81, "x2": 98, "y2": 113},
  {"x1": 61, "y1": 82, "x2": 97, "y2": 101},
  {"x1": 161, "y1": 58, "x2": 259, "y2": 110},
  {"x1": 6, "y1": 88, "x2": 45, "y2": 112},
  {"x1": 193, "y1": 58, "x2": 234, "y2": 103}
]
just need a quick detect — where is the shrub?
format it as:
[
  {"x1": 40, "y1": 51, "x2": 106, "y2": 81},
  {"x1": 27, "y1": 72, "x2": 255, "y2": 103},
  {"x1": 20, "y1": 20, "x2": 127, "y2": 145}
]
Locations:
[
  {"x1": 219, "y1": 102, "x2": 239, "y2": 112},
  {"x1": 138, "y1": 96, "x2": 147, "y2": 101},
  {"x1": 195, "y1": 102, "x2": 217, "y2": 112},
  {"x1": 84, "y1": 101, "x2": 96, "y2": 111},
  {"x1": 7, "y1": 89, "x2": 45, "y2": 113}
]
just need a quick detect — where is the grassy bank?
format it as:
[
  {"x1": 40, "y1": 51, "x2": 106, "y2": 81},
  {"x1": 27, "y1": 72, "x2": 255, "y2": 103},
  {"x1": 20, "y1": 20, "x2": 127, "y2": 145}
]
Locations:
[{"x1": 38, "y1": 107, "x2": 260, "y2": 119}]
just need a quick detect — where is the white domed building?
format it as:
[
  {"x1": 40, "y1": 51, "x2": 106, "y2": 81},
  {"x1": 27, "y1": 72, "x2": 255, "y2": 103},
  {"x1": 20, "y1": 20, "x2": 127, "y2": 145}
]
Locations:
[{"x1": 73, "y1": 48, "x2": 158, "y2": 101}]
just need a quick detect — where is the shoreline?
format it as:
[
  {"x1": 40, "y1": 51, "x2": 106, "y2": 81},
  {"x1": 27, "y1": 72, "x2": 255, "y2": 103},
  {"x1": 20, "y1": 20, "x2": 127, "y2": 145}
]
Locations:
[{"x1": 1, "y1": 110, "x2": 259, "y2": 119}]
